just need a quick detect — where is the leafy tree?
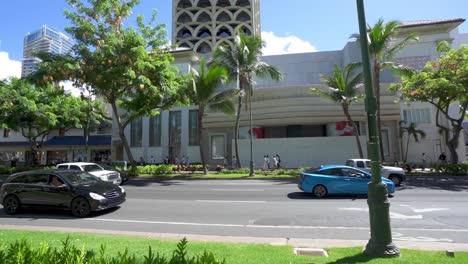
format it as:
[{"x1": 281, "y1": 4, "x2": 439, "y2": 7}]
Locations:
[
  {"x1": 352, "y1": 19, "x2": 418, "y2": 161},
  {"x1": 0, "y1": 78, "x2": 104, "y2": 165},
  {"x1": 392, "y1": 42, "x2": 467, "y2": 163},
  {"x1": 185, "y1": 58, "x2": 236, "y2": 174},
  {"x1": 32, "y1": 0, "x2": 183, "y2": 167},
  {"x1": 311, "y1": 64, "x2": 365, "y2": 158},
  {"x1": 399, "y1": 121, "x2": 426, "y2": 163},
  {"x1": 213, "y1": 31, "x2": 282, "y2": 168}
]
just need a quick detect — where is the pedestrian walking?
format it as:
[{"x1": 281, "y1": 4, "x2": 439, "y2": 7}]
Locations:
[
  {"x1": 232, "y1": 156, "x2": 237, "y2": 169},
  {"x1": 275, "y1": 154, "x2": 281, "y2": 169},
  {"x1": 273, "y1": 155, "x2": 278, "y2": 169},
  {"x1": 266, "y1": 155, "x2": 271, "y2": 169},
  {"x1": 263, "y1": 155, "x2": 268, "y2": 170}
]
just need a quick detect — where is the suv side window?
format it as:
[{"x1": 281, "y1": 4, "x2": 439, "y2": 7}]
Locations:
[
  {"x1": 70, "y1": 165, "x2": 81, "y2": 171},
  {"x1": 57, "y1": 165, "x2": 68, "y2": 170},
  {"x1": 29, "y1": 174, "x2": 49, "y2": 184},
  {"x1": 9, "y1": 175, "x2": 28, "y2": 183}
]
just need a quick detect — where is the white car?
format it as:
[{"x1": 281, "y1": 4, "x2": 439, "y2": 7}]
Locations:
[
  {"x1": 56, "y1": 162, "x2": 122, "y2": 185},
  {"x1": 345, "y1": 159, "x2": 406, "y2": 186}
]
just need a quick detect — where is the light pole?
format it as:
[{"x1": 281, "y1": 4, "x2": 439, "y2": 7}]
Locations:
[
  {"x1": 356, "y1": 0, "x2": 399, "y2": 257},
  {"x1": 248, "y1": 85, "x2": 255, "y2": 177}
]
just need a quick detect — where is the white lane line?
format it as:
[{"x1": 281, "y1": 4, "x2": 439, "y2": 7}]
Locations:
[
  {"x1": 413, "y1": 208, "x2": 449, "y2": 213},
  {"x1": 196, "y1": 200, "x2": 266, "y2": 203},
  {"x1": 210, "y1": 189, "x2": 265, "y2": 192},
  {"x1": 338, "y1": 208, "x2": 423, "y2": 219},
  {"x1": 83, "y1": 218, "x2": 468, "y2": 232}
]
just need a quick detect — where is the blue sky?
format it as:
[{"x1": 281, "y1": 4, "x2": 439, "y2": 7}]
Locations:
[{"x1": 0, "y1": 0, "x2": 467, "y2": 78}]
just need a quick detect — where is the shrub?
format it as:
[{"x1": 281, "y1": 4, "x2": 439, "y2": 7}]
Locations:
[
  {"x1": 432, "y1": 163, "x2": 468, "y2": 175},
  {"x1": 135, "y1": 164, "x2": 176, "y2": 175},
  {"x1": 0, "y1": 238, "x2": 225, "y2": 264}
]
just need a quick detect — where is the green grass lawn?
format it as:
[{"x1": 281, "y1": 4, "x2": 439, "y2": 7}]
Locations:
[{"x1": 1, "y1": 230, "x2": 467, "y2": 264}]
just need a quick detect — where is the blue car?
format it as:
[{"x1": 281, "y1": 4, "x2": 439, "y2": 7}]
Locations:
[{"x1": 298, "y1": 165, "x2": 395, "y2": 198}]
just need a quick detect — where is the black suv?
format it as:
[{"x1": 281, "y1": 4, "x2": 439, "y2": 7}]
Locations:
[{"x1": 0, "y1": 170, "x2": 126, "y2": 217}]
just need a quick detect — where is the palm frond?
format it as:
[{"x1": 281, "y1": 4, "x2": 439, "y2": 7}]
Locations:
[{"x1": 208, "y1": 100, "x2": 235, "y2": 115}]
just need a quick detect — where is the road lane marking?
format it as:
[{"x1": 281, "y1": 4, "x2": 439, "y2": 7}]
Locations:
[
  {"x1": 413, "y1": 208, "x2": 449, "y2": 213},
  {"x1": 83, "y1": 218, "x2": 468, "y2": 232},
  {"x1": 196, "y1": 200, "x2": 266, "y2": 203},
  {"x1": 338, "y1": 208, "x2": 423, "y2": 219},
  {"x1": 210, "y1": 189, "x2": 265, "y2": 192}
]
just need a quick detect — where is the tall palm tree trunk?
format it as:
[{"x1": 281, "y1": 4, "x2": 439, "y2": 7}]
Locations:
[
  {"x1": 373, "y1": 61, "x2": 385, "y2": 161},
  {"x1": 234, "y1": 96, "x2": 242, "y2": 168},
  {"x1": 198, "y1": 108, "x2": 209, "y2": 175},
  {"x1": 404, "y1": 134, "x2": 411, "y2": 163},
  {"x1": 343, "y1": 106, "x2": 364, "y2": 158}
]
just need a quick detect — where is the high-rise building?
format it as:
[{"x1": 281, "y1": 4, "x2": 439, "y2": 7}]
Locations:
[
  {"x1": 21, "y1": 25, "x2": 73, "y2": 77},
  {"x1": 172, "y1": 0, "x2": 260, "y2": 54}
]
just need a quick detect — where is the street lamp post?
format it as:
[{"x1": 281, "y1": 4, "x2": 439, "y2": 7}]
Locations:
[
  {"x1": 356, "y1": 0, "x2": 400, "y2": 257},
  {"x1": 249, "y1": 88, "x2": 255, "y2": 177}
]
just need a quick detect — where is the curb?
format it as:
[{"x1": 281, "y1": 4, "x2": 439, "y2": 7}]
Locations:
[{"x1": 1, "y1": 224, "x2": 468, "y2": 252}]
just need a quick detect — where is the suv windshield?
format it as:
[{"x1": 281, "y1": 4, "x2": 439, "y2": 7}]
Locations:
[
  {"x1": 62, "y1": 171, "x2": 100, "y2": 185},
  {"x1": 82, "y1": 164, "x2": 103, "y2": 172}
]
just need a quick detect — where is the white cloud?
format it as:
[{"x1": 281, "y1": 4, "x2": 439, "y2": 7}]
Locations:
[
  {"x1": 261, "y1": 31, "x2": 317, "y2": 56},
  {"x1": 0, "y1": 52, "x2": 21, "y2": 80}
]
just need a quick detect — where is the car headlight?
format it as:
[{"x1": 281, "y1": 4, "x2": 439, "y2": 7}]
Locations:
[
  {"x1": 119, "y1": 186, "x2": 125, "y2": 193},
  {"x1": 89, "y1": 192, "x2": 106, "y2": 200}
]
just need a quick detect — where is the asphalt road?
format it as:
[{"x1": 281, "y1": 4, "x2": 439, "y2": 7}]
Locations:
[{"x1": 1, "y1": 177, "x2": 468, "y2": 245}]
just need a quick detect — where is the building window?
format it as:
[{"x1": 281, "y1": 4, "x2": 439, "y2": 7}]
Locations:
[
  {"x1": 381, "y1": 129, "x2": 390, "y2": 157},
  {"x1": 169, "y1": 111, "x2": 182, "y2": 159},
  {"x1": 189, "y1": 110, "x2": 199, "y2": 145},
  {"x1": 287, "y1": 125, "x2": 303, "y2": 138},
  {"x1": 3, "y1": 129, "x2": 10, "y2": 138},
  {"x1": 149, "y1": 115, "x2": 161, "y2": 147},
  {"x1": 58, "y1": 127, "x2": 65, "y2": 136},
  {"x1": 402, "y1": 108, "x2": 431, "y2": 124},
  {"x1": 211, "y1": 135, "x2": 225, "y2": 160},
  {"x1": 130, "y1": 117, "x2": 143, "y2": 147}
]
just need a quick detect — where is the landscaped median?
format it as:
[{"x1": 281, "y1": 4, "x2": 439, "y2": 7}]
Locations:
[{"x1": 1, "y1": 230, "x2": 467, "y2": 264}]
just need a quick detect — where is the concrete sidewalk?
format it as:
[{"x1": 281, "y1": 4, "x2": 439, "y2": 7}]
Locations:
[{"x1": 1, "y1": 224, "x2": 468, "y2": 252}]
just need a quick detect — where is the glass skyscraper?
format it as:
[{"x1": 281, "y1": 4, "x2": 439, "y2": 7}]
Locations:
[{"x1": 21, "y1": 25, "x2": 73, "y2": 77}]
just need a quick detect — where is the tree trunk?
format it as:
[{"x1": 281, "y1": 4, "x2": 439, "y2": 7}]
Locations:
[
  {"x1": 447, "y1": 127, "x2": 462, "y2": 164},
  {"x1": 343, "y1": 106, "x2": 364, "y2": 158},
  {"x1": 234, "y1": 96, "x2": 242, "y2": 168},
  {"x1": 373, "y1": 60, "x2": 385, "y2": 162},
  {"x1": 404, "y1": 135, "x2": 410, "y2": 163},
  {"x1": 198, "y1": 107, "x2": 208, "y2": 175},
  {"x1": 110, "y1": 102, "x2": 136, "y2": 167}
]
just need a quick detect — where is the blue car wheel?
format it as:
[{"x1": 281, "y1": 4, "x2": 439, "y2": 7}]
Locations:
[{"x1": 313, "y1": 185, "x2": 327, "y2": 198}]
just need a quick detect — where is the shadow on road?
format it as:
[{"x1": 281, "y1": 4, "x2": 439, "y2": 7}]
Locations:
[
  {"x1": 123, "y1": 177, "x2": 297, "y2": 187},
  {"x1": 287, "y1": 192, "x2": 366, "y2": 200},
  {"x1": 0, "y1": 206, "x2": 121, "y2": 220},
  {"x1": 400, "y1": 178, "x2": 468, "y2": 192}
]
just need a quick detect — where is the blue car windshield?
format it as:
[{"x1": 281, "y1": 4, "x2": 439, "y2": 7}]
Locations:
[{"x1": 61, "y1": 171, "x2": 100, "y2": 186}]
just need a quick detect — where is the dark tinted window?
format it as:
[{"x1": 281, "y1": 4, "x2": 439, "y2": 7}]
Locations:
[
  {"x1": 342, "y1": 168, "x2": 368, "y2": 178},
  {"x1": 61, "y1": 171, "x2": 100, "y2": 186},
  {"x1": 317, "y1": 168, "x2": 344, "y2": 176},
  {"x1": 356, "y1": 161, "x2": 365, "y2": 168},
  {"x1": 9, "y1": 174, "x2": 48, "y2": 184},
  {"x1": 57, "y1": 165, "x2": 68, "y2": 169},
  {"x1": 70, "y1": 165, "x2": 81, "y2": 170}
]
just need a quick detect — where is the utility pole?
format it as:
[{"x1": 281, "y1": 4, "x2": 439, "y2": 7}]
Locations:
[{"x1": 356, "y1": 0, "x2": 400, "y2": 257}]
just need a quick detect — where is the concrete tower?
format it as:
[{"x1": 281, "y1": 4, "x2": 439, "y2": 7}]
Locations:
[
  {"x1": 22, "y1": 25, "x2": 73, "y2": 77},
  {"x1": 172, "y1": 0, "x2": 261, "y2": 54}
]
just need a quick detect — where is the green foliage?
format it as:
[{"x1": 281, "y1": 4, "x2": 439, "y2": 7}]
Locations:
[
  {"x1": 0, "y1": 166, "x2": 56, "y2": 175},
  {"x1": 391, "y1": 44, "x2": 468, "y2": 163},
  {"x1": 136, "y1": 164, "x2": 176, "y2": 175},
  {"x1": 31, "y1": 0, "x2": 184, "y2": 165},
  {"x1": 432, "y1": 163, "x2": 468, "y2": 176},
  {"x1": 0, "y1": 238, "x2": 225, "y2": 264}
]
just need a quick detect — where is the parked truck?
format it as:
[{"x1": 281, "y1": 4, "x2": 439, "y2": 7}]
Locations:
[{"x1": 345, "y1": 159, "x2": 406, "y2": 186}]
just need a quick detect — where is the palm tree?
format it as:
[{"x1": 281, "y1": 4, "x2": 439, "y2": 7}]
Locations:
[
  {"x1": 399, "y1": 121, "x2": 426, "y2": 163},
  {"x1": 213, "y1": 31, "x2": 282, "y2": 168},
  {"x1": 186, "y1": 58, "x2": 236, "y2": 175},
  {"x1": 351, "y1": 19, "x2": 418, "y2": 161},
  {"x1": 311, "y1": 64, "x2": 365, "y2": 158}
]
